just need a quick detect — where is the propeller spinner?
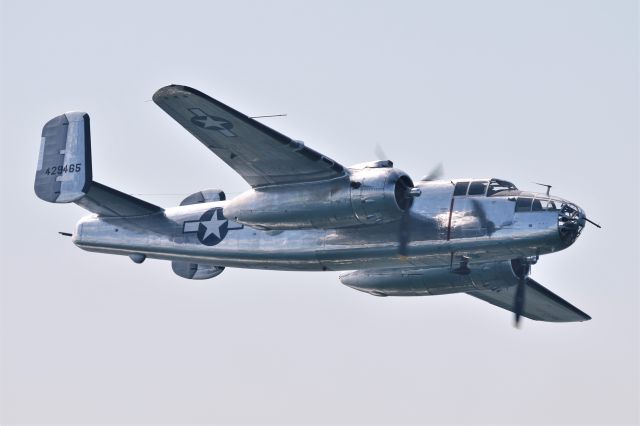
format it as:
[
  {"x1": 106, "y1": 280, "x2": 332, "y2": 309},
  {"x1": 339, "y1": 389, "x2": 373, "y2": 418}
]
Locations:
[{"x1": 396, "y1": 162, "x2": 444, "y2": 255}]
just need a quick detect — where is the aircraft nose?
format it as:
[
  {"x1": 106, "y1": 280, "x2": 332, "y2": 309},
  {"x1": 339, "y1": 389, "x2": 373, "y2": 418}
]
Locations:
[{"x1": 558, "y1": 202, "x2": 585, "y2": 246}]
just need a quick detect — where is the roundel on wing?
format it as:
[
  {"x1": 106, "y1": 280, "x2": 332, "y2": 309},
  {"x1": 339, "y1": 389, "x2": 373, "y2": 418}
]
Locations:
[
  {"x1": 190, "y1": 114, "x2": 234, "y2": 132},
  {"x1": 196, "y1": 208, "x2": 229, "y2": 246}
]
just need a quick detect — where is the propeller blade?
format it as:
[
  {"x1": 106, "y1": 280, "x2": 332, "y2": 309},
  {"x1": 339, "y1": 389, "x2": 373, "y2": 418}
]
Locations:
[
  {"x1": 395, "y1": 179, "x2": 421, "y2": 256},
  {"x1": 398, "y1": 210, "x2": 411, "y2": 256},
  {"x1": 374, "y1": 144, "x2": 388, "y2": 161},
  {"x1": 421, "y1": 162, "x2": 444, "y2": 181},
  {"x1": 513, "y1": 277, "x2": 526, "y2": 328},
  {"x1": 470, "y1": 199, "x2": 496, "y2": 236}
]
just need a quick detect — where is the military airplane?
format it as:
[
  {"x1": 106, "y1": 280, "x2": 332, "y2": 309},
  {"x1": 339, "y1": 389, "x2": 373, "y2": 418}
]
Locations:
[{"x1": 35, "y1": 85, "x2": 600, "y2": 326}]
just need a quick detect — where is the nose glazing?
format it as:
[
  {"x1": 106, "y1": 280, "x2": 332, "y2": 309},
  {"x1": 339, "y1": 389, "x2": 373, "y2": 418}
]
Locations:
[{"x1": 558, "y1": 202, "x2": 585, "y2": 246}]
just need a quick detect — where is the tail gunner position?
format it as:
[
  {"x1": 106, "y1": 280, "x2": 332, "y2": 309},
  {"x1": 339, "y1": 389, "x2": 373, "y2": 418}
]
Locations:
[{"x1": 35, "y1": 85, "x2": 600, "y2": 325}]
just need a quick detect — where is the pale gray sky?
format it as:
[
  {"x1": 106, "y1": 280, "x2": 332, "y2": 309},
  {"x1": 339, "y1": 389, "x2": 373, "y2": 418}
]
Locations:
[{"x1": 1, "y1": 0, "x2": 638, "y2": 424}]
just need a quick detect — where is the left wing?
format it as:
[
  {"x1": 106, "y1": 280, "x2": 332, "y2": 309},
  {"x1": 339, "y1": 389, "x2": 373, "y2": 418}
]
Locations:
[
  {"x1": 468, "y1": 278, "x2": 591, "y2": 322},
  {"x1": 153, "y1": 85, "x2": 346, "y2": 188}
]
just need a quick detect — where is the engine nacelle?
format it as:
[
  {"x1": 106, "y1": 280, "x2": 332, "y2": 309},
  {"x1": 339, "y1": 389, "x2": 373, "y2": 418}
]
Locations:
[
  {"x1": 180, "y1": 189, "x2": 225, "y2": 206},
  {"x1": 172, "y1": 261, "x2": 225, "y2": 280},
  {"x1": 223, "y1": 167, "x2": 416, "y2": 230},
  {"x1": 339, "y1": 260, "x2": 522, "y2": 297}
]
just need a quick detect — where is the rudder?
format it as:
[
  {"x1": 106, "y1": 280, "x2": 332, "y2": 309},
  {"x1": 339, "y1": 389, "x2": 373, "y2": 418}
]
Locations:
[
  {"x1": 35, "y1": 112, "x2": 162, "y2": 217},
  {"x1": 35, "y1": 112, "x2": 92, "y2": 203}
]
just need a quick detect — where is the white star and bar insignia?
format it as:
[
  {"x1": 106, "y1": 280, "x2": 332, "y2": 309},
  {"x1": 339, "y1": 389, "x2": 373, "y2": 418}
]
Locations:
[
  {"x1": 183, "y1": 208, "x2": 243, "y2": 246},
  {"x1": 188, "y1": 108, "x2": 236, "y2": 137}
]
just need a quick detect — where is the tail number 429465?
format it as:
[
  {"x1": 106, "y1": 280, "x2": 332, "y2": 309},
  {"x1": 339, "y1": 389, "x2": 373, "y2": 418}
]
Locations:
[{"x1": 44, "y1": 163, "x2": 82, "y2": 176}]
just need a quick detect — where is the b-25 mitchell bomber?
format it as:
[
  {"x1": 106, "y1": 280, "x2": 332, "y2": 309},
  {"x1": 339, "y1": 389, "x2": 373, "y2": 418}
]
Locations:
[{"x1": 35, "y1": 85, "x2": 599, "y2": 325}]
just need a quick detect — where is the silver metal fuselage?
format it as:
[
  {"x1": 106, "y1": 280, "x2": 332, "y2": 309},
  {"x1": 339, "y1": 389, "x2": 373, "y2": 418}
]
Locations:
[{"x1": 72, "y1": 178, "x2": 575, "y2": 272}]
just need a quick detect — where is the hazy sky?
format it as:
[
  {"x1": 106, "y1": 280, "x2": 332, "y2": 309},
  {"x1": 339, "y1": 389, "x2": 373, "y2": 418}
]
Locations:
[{"x1": 1, "y1": 0, "x2": 638, "y2": 424}]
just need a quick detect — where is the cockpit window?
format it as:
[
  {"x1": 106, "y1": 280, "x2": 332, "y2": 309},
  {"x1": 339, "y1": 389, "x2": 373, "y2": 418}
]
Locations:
[
  {"x1": 487, "y1": 179, "x2": 518, "y2": 196},
  {"x1": 454, "y1": 181, "x2": 469, "y2": 196},
  {"x1": 468, "y1": 181, "x2": 488, "y2": 196},
  {"x1": 515, "y1": 197, "x2": 533, "y2": 212}
]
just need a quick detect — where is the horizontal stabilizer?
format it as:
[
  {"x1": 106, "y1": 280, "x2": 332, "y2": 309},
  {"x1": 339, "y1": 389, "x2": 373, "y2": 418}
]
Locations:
[
  {"x1": 468, "y1": 278, "x2": 591, "y2": 322},
  {"x1": 76, "y1": 182, "x2": 163, "y2": 217}
]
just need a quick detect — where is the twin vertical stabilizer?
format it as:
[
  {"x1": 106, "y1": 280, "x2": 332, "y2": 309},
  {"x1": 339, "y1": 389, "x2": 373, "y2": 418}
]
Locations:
[
  {"x1": 35, "y1": 112, "x2": 92, "y2": 203},
  {"x1": 35, "y1": 112, "x2": 162, "y2": 217}
]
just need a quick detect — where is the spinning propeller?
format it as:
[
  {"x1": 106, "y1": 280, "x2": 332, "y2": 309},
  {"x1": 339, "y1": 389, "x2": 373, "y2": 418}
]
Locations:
[
  {"x1": 421, "y1": 163, "x2": 444, "y2": 182},
  {"x1": 374, "y1": 144, "x2": 445, "y2": 256},
  {"x1": 510, "y1": 258, "x2": 532, "y2": 327},
  {"x1": 396, "y1": 162, "x2": 444, "y2": 256},
  {"x1": 469, "y1": 199, "x2": 497, "y2": 236}
]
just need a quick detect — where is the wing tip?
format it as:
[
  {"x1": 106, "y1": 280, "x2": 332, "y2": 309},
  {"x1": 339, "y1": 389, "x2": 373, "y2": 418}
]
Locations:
[
  {"x1": 580, "y1": 313, "x2": 592, "y2": 321},
  {"x1": 152, "y1": 85, "x2": 233, "y2": 116},
  {"x1": 152, "y1": 84, "x2": 196, "y2": 104},
  {"x1": 530, "y1": 311, "x2": 592, "y2": 323}
]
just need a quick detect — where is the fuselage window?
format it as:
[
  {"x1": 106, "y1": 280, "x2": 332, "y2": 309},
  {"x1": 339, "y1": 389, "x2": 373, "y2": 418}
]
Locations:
[
  {"x1": 515, "y1": 197, "x2": 533, "y2": 212},
  {"x1": 454, "y1": 181, "x2": 469, "y2": 196},
  {"x1": 468, "y1": 181, "x2": 488, "y2": 196},
  {"x1": 532, "y1": 198, "x2": 544, "y2": 211},
  {"x1": 535, "y1": 198, "x2": 559, "y2": 211}
]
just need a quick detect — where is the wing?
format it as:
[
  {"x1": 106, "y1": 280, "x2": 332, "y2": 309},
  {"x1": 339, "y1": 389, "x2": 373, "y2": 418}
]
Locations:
[
  {"x1": 153, "y1": 85, "x2": 346, "y2": 187},
  {"x1": 468, "y1": 278, "x2": 591, "y2": 322}
]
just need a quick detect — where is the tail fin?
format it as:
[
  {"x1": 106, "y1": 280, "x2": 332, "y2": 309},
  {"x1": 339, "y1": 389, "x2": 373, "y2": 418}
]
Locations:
[
  {"x1": 35, "y1": 112, "x2": 162, "y2": 217},
  {"x1": 35, "y1": 112, "x2": 92, "y2": 203}
]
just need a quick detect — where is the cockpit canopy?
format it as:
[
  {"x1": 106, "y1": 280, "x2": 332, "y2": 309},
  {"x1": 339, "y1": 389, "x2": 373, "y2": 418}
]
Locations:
[
  {"x1": 452, "y1": 178, "x2": 572, "y2": 212},
  {"x1": 453, "y1": 178, "x2": 517, "y2": 197},
  {"x1": 451, "y1": 178, "x2": 583, "y2": 220}
]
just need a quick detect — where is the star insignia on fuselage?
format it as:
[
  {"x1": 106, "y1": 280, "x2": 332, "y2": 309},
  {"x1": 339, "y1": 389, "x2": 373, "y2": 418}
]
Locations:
[
  {"x1": 183, "y1": 208, "x2": 228, "y2": 246},
  {"x1": 199, "y1": 210, "x2": 227, "y2": 241},
  {"x1": 183, "y1": 208, "x2": 243, "y2": 246}
]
